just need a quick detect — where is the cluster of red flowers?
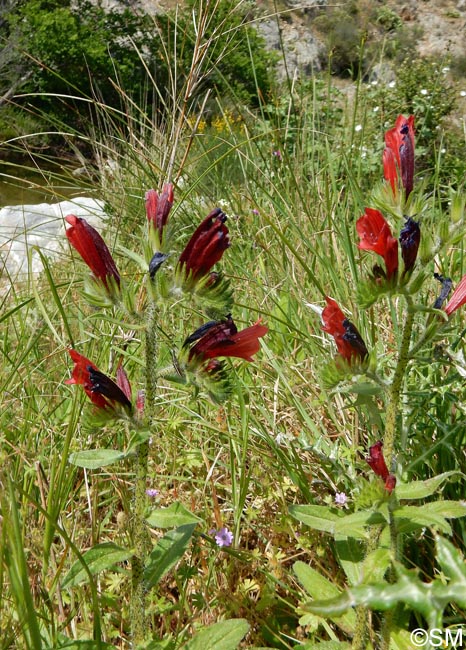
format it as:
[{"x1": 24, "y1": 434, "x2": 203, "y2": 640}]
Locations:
[
  {"x1": 64, "y1": 184, "x2": 267, "y2": 414},
  {"x1": 355, "y1": 115, "x2": 421, "y2": 283}
]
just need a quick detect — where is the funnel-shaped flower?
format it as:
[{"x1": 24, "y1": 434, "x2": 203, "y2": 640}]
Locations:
[
  {"x1": 66, "y1": 349, "x2": 132, "y2": 415},
  {"x1": 65, "y1": 215, "x2": 120, "y2": 292},
  {"x1": 145, "y1": 184, "x2": 174, "y2": 246},
  {"x1": 356, "y1": 208, "x2": 399, "y2": 280},
  {"x1": 322, "y1": 297, "x2": 368, "y2": 362},
  {"x1": 383, "y1": 115, "x2": 415, "y2": 198},
  {"x1": 184, "y1": 315, "x2": 267, "y2": 364},
  {"x1": 177, "y1": 209, "x2": 230, "y2": 287},
  {"x1": 399, "y1": 217, "x2": 420, "y2": 274},
  {"x1": 366, "y1": 440, "x2": 396, "y2": 493},
  {"x1": 444, "y1": 274, "x2": 466, "y2": 316}
]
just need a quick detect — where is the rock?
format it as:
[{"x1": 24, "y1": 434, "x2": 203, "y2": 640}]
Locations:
[
  {"x1": 258, "y1": 18, "x2": 324, "y2": 80},
  {"x1": 0, "y1": 197, "x2": 106, "y2": 280}
]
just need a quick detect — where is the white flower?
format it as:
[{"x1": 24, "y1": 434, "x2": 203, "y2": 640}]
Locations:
[
  {"x1": 354, "y1": 124, "x2": 362, "y2": 132},
  {"x1": 373, "y1": 106, "x2": 379, "y2": 112},
  {"x1": 388, "y1": 81, "x2": 396, "y2": 88},
  {"x1": 460, "y1": 90, "x2": 466, "y2": 97},
  {"x1": 420, "y1": 89, "x2": 428, "y2": 95},
  {"x1": 442, "y1": 67, "x2": 450, "y2": 73}
]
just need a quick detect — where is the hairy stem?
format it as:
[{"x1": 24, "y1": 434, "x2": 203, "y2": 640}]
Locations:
[
  {"x1": 131, "y1": 301, "x2": 158, "y2": 643},
  {"x1": 353, "y1": 297, "x2": 415, "y2": 650},
  {"x1": 384, "y1": 297, "x2": 415, "y2": 464}
]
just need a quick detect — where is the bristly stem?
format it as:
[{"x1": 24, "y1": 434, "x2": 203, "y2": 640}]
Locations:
[
  {"x1": 352, "y1": 296, "x2": 415, "y2": 650},
  {"x1": 131, "y1": 300, "x2": 158, "y2": 643},
  {"x1": 383, "y1": 296, "x2": 415, "y2": 464}
]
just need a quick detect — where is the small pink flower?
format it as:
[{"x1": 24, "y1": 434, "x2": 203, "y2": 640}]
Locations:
[
  {"x1": 335, "y1": 492, "x2": 348, "y2": 506},
  {"x1": 211, "y1": 527, "x2": 233, "y2": 547}
]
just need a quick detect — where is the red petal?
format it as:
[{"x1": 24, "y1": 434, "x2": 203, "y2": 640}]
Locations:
[
  {"x1": 366, "y1": 440, "x2": 390, "y2": 480},
  {"x1": 65, "y1": 215, "x2": 120, "y2": 288}
]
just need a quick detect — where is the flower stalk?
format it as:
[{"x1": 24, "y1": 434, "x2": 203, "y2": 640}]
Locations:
[{"x1": 131, "y1": 300, "x2": 159, "y2": 642}]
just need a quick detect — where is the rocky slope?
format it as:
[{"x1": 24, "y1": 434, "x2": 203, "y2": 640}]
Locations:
[{"x1": 96, "y1": 0, "x2": 466, "y2": 81}]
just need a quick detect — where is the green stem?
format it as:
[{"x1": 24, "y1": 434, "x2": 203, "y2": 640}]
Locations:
[
  {"x1": 383, "y1": 297, "x2": 415, "y2": 464},
  {"x1": 131, "y1": 301, "x2": 158, "y2": 644},
  {"x1": 352, "y1": 297, "x2": 415, "y2": 650}
]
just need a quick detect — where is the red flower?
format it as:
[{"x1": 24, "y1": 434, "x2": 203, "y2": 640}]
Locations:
[
  {"x1": 444, "y1": 274, "x2": 466, "y2": 316},
  {"x1": 366, "y1": 440, "x2": 396, "y2": 493},
  {"x1": 383, "y1": 115, "x2": 415, "y2": 198},
  {"x1": 65, "y1": 215, "x2": 120, "y2": 290},
  {"x1": 66, "y1": 349, "x2": 132, "y2": 414},
  {"x1": 356, "y1": 208, "x2": 399, "y2": 279},
  {"x1": 178, "y1": 209, "x2": 230, "y2": 283},
  {"x1": 185, "y1": 315, "x2": 268, "y2": 363},
  {"x1": 322, "y1": 297, "x2": 368, "y2": 362},
  {"x1": 145, "y1": 184, "x2": 174, "y2": 239}
]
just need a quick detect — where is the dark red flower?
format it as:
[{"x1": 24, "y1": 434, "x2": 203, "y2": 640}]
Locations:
[
  {"x1": 145, "y1": 184, "x2": 174, "y2": 239},
  {"x1": 66, "y1": 349, "x2": 132, "y2": 413},
  {"x1": 185, "y1": 315, "x2": 268, "y2": 363},
  {"x1": 322, "y1": 297, "x2": 368, "y2": 362},
  {"x1": 399, "y1": 217, "x2": 420, "y2": 273},
  {"x1": 366, "y1": 440, "x2": 389, "y2": 479},
  {"x1": 65, "y1": 215, "x2": 120, "y2": 290},
  {"x1": 383, "y1": 115, "x2": 415, "y2": 198},
  {"x1": 444, "y1": 274, "x2": 466, "y2": 316},
  {"x1": 178, "y1": 209, "x2": 230, "y2": 283},
  {"x1": 366, "y1": 440, "x2": 396, "y2": 493},
  {"x1": 356, "y1": 208, "x2": 399, "y2": 279}
]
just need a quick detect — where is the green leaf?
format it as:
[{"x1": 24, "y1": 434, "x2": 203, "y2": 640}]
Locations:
[
  {"x1": 435, "y1": 535, "x2": 466, "y2": 583},
  {"x1": 62, "y1": 543, "x2": 132, "y2": 589},
  {"x1": 394, "y1": 501, "x2": 466, "y2": 535},
  {"x1": 68, "y1": 449, "x2": 127, "y2": 469},
  {"x1": 333, "y1": 510, "x2": 386, "y2": 539},
  {"x1": 395, "y1": 472, "x2": 459, "y2": 500},
  {"x1": 181, "y1": 618, "x2": 249, "y2": 650},
  {"x1": 289, "y1": 505, "x2": 342, "y2": 534},
  {"x1": 145, "y1": 524, "x2": 196, "y2": 590},
  {"x1": 146, "y1": 502, "x2": 204, "y2": 528},
  {"x1": 335, "y1": 537, "x2": 364, "y2": 585},
  {"x1": 336, "y1": 381, "x2": 381, "y2": 396},
  {"x1": 293, "y1": 562, "x2": 355, "y2": 634},
  {"x1": 293, "y1": 641, "x2": 351, "y2": 650},
  {"x1": 55, "y1": 639, "x2": 116, "y2": 650},
  {"x1": 360, "y1": 548, "x2": 391, "y2": 584},
  {"x1": 421, "y1": 500, "x2": 466, "y2": 519}
]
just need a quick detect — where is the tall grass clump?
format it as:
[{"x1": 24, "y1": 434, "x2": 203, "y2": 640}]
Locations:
[{"x1": 1, "y1": 2, "x2": 466, "y2": 649}]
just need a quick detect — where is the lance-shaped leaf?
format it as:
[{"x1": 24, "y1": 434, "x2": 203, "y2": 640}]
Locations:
[
  {"x1": 62, "y1": 542, "x2": 132, "y2": 588},
  {"x1": 181, "y1": 618, "x2": 250, "y2": 650},
  {"x1": 144, "y1": 524, "x2": 196, "y2": 589}
]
